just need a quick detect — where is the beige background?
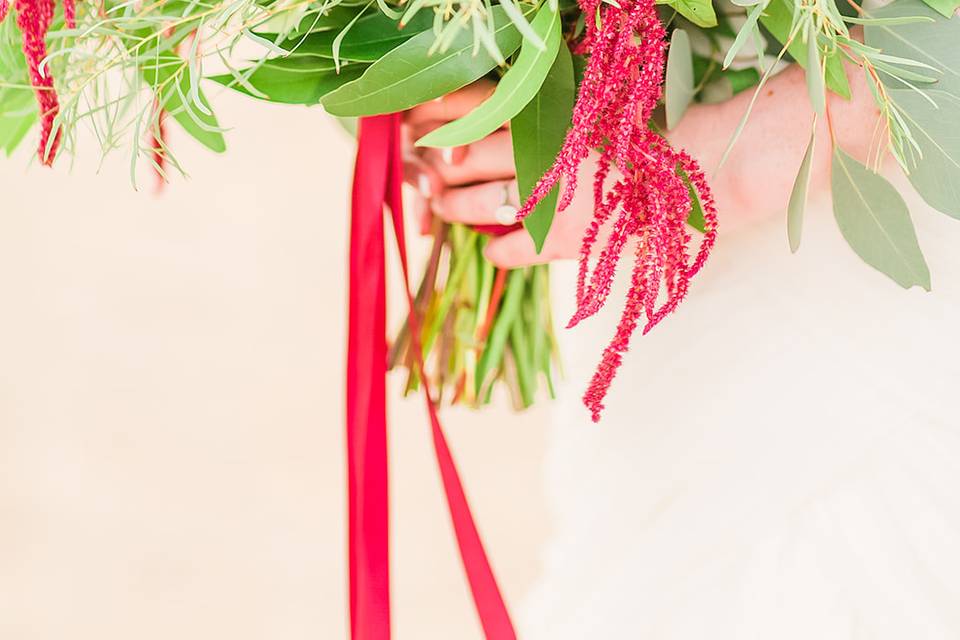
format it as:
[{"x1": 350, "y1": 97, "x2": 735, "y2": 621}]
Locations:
[{"x1": 0, "y1": 92, "x2": 549, "y2": 639}]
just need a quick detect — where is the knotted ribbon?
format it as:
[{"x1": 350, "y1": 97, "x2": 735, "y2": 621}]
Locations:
[{"x1": 346, "y1": 113, "x2": 517, "y2": 640}]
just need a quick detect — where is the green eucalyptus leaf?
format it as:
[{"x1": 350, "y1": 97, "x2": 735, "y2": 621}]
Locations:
[
  {"x1": 417, "y1": 3, "x2": 560, "y2": 148},
  {"x1": 331, "y1": 3, "x2": 374, "y2": 71},
  {"x1": 512, "y1": 44, "x2": 575, "y2": 253},
  {"x1": 787, "y1": 122, "x2": 816, "y2": 252},
  {"x1": 270, "y1": 10, "x2": 433, "y2": 62},
  {"x1": 831, "y1": 146, "x2": 930, "y2": 290},
  {"x1": 143, "y1": 55, "x2": 226, "y2": 153},
  {"x1": 870, "y1": 59, "x2": 939, "y2": 85},
  {"x1": 761, "y1": 0, "x2": 852, "y2": 98},
  {"x1": 723, "y1": 2, "x2": 764, "y2": 69},
  {"x1": 665, "y1": 28, "x2": 694, "y2": 130},
  {"x1": 865, "y1": 1, "x2": 960, "y2": 217},
  {"x1": 805, "y1": 22, "x2": 826, "y2": 115},
  {"x1": 843, "y1": 14, "x2": 936, "y2": 25},
  {"x1": 657, "y1": 0, "x2": 717, "y2": 28},
  {"x1": 919, "y1": 0, "x2": 960, "y2": 18},
  {"x1": 890, "y1": 89, "x2": 960, "y2": 218},
  {"x1": 210, "y1": 58, "x2": 367, "y2": 105},
  {"x1": 322, "y1": 7, "x2": 523, "y2": 116},
  {"x1": 864, "y1": 0, "x2": 960, "y2": 97}
]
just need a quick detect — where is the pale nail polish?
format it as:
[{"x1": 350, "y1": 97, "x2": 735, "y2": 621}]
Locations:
[
  {"x1": 441, "y1": 148, "x2": 454, "y2": 164},
  {"x1": 417, "y1": 174, "x2": 432, "y2": 199}
]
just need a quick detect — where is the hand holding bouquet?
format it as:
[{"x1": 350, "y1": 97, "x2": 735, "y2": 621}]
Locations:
[
  {"x1": 3, "y1": 0, "x2": 960, "y2": 636},
  {"x1": 2, "y1": 0, "x2": 959, "y2": 420}
]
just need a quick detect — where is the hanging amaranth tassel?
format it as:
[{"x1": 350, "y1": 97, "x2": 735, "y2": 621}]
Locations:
[
  {"x1": 515, "y1": 0, "x2": 719, "y2": 421},
  {"x1": 1, "y1": 0, "x2": 74, "y2": 165}
]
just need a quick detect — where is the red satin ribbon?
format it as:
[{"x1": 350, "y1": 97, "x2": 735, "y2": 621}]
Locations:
[{"x1": 347, "y1": 113, "x2": 517, "y2": 640}]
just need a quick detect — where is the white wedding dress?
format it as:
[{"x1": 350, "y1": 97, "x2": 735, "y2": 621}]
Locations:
[{"x1": 520, "y1": 183, "x2": 960, "y2": 639}]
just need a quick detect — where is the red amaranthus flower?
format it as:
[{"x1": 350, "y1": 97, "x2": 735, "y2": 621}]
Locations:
[
  {"x1": 515, "y1": 0, "x2": 719, "y2": 421},
  {"x1": 1, "y1": 0, "x2": 70, "y2": 165}
]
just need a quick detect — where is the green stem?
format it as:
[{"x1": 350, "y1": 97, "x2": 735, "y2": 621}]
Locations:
[
  {"x1": 509, "y1": 303, "x2": 535, "y2": 408},
  {"x1": 422, "y1": 229, "x2": 478, "y2": 363},
  {"x1": 475, "y1": 268, "x2": 525, "y2": 398}
]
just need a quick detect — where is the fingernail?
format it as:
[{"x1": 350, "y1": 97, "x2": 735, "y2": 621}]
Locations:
[
  {"x1": 417, "y1": 174, "x2": 432, "y2": 199},
  {"x1": 494, "y1": 204, "x2": 518, "y2": 225},
  {"x1": 441, "y1": 147, "x2": 454, "y2": 165}
]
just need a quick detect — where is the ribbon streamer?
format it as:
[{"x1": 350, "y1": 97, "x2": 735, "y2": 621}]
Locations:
[{"x1": 347, "y1": 113, "x2": 517, "y2": 640}]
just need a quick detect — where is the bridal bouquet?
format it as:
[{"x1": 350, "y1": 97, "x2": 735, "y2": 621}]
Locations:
[
  {"x1": 3, "y1": 0, "x2": 959, "y2": 636},
  {"x1": 1, "y1": 0, "x2": 958, "y2": 419}
]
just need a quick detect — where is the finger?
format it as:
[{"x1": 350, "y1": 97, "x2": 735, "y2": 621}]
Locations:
[
  {"x1": 409, "y1": 137, "x2": 468, "y2": 166},
  {"x1": 409, "y1": 120, "x2": 507, "y2": 144},
  {"x1": 407, "y1": 189, "x2": 431, "y2": 235},
  {"x1": 421, "y1": 130, "x2": 516, "y2": 187},
  {"x1": 440, "y1": 145, "x2": 469, "y2": 166},
  {"x1": 402, "y1": 156, "x2": 444, "y2": 199},
  {"x1": 483, "y1": 229, "x2": 553, "y2": 269},
  {"x1": 404, "y1": 81, "x2": 496, "y2": 128},
  {"x1": 432, "y1": 180, "x2": 520, "y2": 226}
]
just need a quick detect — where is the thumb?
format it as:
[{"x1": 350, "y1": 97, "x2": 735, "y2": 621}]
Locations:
[{"x1": 483, "y1": 228, "x2": 554, "y2": 268}]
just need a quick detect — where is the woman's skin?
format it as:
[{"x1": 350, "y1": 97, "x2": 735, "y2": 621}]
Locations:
[{"x1": 402, "y1": 53, "x2": 881, "y2": 269}]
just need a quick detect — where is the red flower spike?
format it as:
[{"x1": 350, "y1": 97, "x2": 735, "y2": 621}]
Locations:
[
  {"x1": 14, "y1": 0, "x2": 62, "y2": 165},
  {"x1": 63, "y1": 0, "x2": 75, "y2": 28},
  {"x1": 514, "y1": 0, "x2": 719, "y2": 421},
  {"x1": 0, "y1": 0, "x2": 10, "y2": 24}
]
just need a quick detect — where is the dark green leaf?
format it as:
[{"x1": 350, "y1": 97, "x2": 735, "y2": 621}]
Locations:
[
  {"x1": 511, "y1": 44, "x2": 575, "y2": 252},
  {"x1": 270, "y1": 10, "x2": 434, "y2": 62},
  {"x1": 286, "y1": 5, "x2": 369, "y2": 36},
  {"x1": 831, "y1": 146, "x2": 930, "y2": 290},
  {"x1": 658, "y1": 0, "x2": 718, "y2": 28},
  {"x1": 679, "y1": 167, "x2": 706, "y2": 232},
  {"x1": 726, "y1": 66, "x2": 761, "y2": 93},
  {"x1": 417, "y1": 3, "x2": 561, "y2": 148},
  {"x1": 322, "y1": 7, "x2": 523, "y2": 116},
  {"x1": 572, "y1": 53, "x2": 587, "y2": 90},
  {"x1": 209, "y1": 58, "x2": 367, "y2": 105}
]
